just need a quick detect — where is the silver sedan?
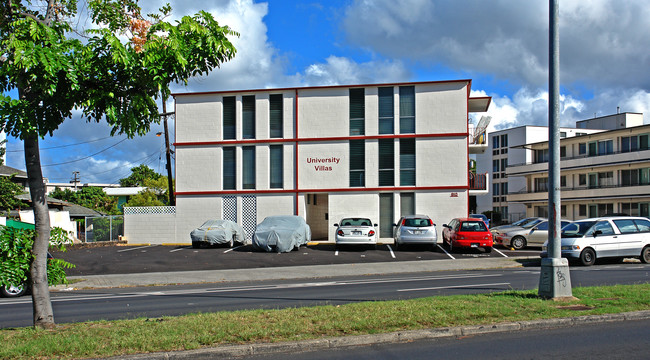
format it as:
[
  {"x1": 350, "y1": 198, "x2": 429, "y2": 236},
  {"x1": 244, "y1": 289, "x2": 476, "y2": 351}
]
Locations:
[{"x1": 393, "y1": 215, "x2": 437, "y2": 250}]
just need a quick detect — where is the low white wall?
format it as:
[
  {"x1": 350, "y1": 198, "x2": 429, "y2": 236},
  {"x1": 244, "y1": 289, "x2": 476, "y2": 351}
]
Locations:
[{"x1": 124, "y1": 206, "x2": 176, "y2": 244}]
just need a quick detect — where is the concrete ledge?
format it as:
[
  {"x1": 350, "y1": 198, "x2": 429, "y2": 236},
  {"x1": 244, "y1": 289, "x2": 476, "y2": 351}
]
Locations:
[{"x1": 108, "y1": 310, "x2": 650, "y2": 360}]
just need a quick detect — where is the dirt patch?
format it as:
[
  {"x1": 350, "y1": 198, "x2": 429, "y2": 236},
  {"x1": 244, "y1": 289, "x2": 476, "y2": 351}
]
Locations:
[{"x1": 556, "y1": 305, "x2": 595, "y2": 311}]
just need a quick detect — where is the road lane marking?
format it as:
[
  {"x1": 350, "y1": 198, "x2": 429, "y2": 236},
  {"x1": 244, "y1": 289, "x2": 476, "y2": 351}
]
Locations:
[
  {"x1": 117, "y1": 245, "x2": 158, "y2": 253},
  {"x1": 437, "y1": 244, "x2": 455, "y2": 259},
  {"x1": 335, "y1": 249, "x2": 339, "y2": 256},
  {"x1": 386, "y1": 245, "x2": 396, "y2": 259},
  {"x1": 170, "y1": 247, "x2": 191, "y2": 253},
  {"x1": 492, "y1": 247, "x2": 508, "y2": 258},
  {"x1": 398, "y1": 282, "x2": 511, "y2": 292},
  {"x1": 224, "y1": 245, "x2": 245, "y2": 254}
]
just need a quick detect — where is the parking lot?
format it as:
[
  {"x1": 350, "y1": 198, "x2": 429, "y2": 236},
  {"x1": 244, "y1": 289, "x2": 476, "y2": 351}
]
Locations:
[{"x1": 53, "y1": 243, "x2": 541, "y2": 276}]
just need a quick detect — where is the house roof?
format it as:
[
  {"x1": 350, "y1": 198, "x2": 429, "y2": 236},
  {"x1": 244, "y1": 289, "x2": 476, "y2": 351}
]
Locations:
[
  {"x1": 0, "y1": 165, "x2": 27, "y2": 179},
  {"x1": 14, "y1": 194, "x2": 104, "y2": 217}
]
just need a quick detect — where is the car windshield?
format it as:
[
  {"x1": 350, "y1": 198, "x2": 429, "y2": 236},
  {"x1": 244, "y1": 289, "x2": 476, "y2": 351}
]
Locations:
[
  {"x1": 561, "y1": 221, "x2": 597, "y2": 237},
  {"x1": 521, "y1": 218, "x2": 544, "y2": 229},
  {"x1": 340, "y1": 218, "x2": 372, "y2": 226},
  {"x1": 403, "y1": 218, "x2": 431, "y2": 227},
  {"x1": 511, "y1": 217, "x2": 533, "y2": 226},
  {"x1": 459, "y1": 221, "x2": 488, "y2": 232}
]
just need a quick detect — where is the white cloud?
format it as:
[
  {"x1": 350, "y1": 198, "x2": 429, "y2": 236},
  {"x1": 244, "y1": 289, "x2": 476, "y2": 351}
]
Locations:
[
  {"x1": 301, "y1": 56, "x2": 410, "y2": 86},
  {"x1": 343, "y1": 0, "x2": 650, "y2": 90}
]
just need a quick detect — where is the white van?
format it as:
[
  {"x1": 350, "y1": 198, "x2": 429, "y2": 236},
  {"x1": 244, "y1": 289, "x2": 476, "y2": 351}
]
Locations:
[{"x1": 541, "y1": 216, "x2": 650, "y2": 266}]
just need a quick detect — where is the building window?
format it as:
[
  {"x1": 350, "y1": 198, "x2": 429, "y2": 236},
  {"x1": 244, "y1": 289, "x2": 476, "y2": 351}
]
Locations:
[
  {"x1": 598, "y1": 171, "x2": 614, "y2": 187},
  {"x1": 349, "y1": 140, "x2": 365, "y2": 187},
  {"x1": 400, "y1": 138, "x2": 415, "y2": 186},
  {"x1": 579, "y1": 174, "x2": 587, "y2": 186},
  {"x1": 378, "y1": 139, "x2": 394, "y2": 186},
  {"x1": 378, "y1": 87, "x2": 394, "y2": 134},
  {"x1": 400, "y1": 193, "x2": 415, "y2": 217},
  {"x1": 579, "y1": 143, "x2": 586, "y2": 155},
  {"x1": 560, "y1": 175, "x2": 566, "y2": 188},
  {"x1": 588, "y1": 141, "x2": 597, "y2": 156},
  {"x1": 492, "y1": 136, "x2": 500, "y2": 149},
  {"x1": 223, "y1": 147, "x2": 236, "y2": 190},
  {"x1": 500, "y1": 158, "x2": 507, "y2": 173},
  {"x1": 500, "y1": 134, "x2": 508, "y2": 147},
  {"x1": 621, "y1": 134, "x2": 649, "y2": 153},
  {"x1": 270, "y1": 145, "x2": 283, "y2": 188},
  {"x1": 560, "y1": 146, "x2": 566, "y2": 158},
  {"x1": 560, "y1": 131, "x2": 567, "y2": 138},
  {"x1": 579, "y1": 204, "x2": 587, "y2": 216},
  {"x1": 349, "y1": 88, "x2": 365, "y2": 136},
  {"x1": 534, "y1": 177, "x2": 548, "y2": 192},
  {"x1": 269, "y1": 94, "x2": 283, "y2": 138},
  {"x1": 534, "y1": 149, "x2": 549, "y2": 163},
  {"x1": 242, "y1": 95, "x2": 255, "y2": 139},
  {"x1": 223, "y1": 96, "x2": 236, "y2": 140},
  {"x1": 493, "y1": 183, "x2": 499, "y2": 196},
  {"x1": 622, "y1": 168, "x2": 650, "y2": 186},
  {"x1": 493, "y1": 159, "x2": 499, "y2": 173},
  {"x1": 399, "y1": 86, "x2": 415, "y2": 133},
  {"x1": 501, "y1": 182, "x2": 508, "y2": 196},
  {"x1": 242, "y1": 146, "x2": 255, "y2": 189},
  {"x1": 597, "y1": 140, "x2": 613, "y2": 155}
]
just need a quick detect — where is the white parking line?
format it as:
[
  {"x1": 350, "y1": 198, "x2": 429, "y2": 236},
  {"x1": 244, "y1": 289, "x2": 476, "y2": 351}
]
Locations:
[
  {"x1": 386, "y1": 245, "x2": 396, "y2": 259},
  {"x1": 437, "y1": 244, "x2": 455, "y2": 259},
  {"x1": 334, "y1": 249, "x2": 339, "y2": 256},
  {"x1": 492, "y1": 247, "x2": 508, "y2": 258},
  {"x1": 398, "y1": 282, "x2": 511, "y2": 292},
  {"x1": 169, "y1": 247, "x2": 191, "y2": 253},
  {"x1": 223, "y1": 245, "x2": 245, "y2": 254},
  {"x1": 117, "y1": 245, "x2": 158, "y2": 253}
]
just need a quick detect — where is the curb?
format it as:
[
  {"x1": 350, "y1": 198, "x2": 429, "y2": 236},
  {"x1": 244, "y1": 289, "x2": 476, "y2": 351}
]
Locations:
[{"x1": 107, "y1": 310, "x2": 650, "y2": 359}]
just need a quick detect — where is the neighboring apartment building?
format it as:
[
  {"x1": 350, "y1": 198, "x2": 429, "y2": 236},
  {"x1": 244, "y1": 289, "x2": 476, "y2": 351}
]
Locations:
[
  {"x1": 172, "y1": 80, "x2": 491, "y2": 243},
  {"x1": 475, "y1": 125, "x2": 603, "y2": 222},
  {"x1": 507, "y1": 113, "x2": 647, "y2": 220}
]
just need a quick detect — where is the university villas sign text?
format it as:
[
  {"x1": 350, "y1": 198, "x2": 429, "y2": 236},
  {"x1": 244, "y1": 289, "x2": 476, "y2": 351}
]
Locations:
[{"x1": 307, "y1": 157, "x2": 340, "y2": 171}]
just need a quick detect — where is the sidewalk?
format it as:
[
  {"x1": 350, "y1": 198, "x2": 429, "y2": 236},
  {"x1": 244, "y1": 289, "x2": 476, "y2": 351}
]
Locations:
[{"x1": 53, "y1": 256, "x2": 536, "y2": 290}]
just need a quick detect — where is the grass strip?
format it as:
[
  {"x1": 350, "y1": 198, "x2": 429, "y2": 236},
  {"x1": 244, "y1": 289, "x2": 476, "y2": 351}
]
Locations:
[{"x1": 1, "y1": 283, "x2": 648, "y2": 359}]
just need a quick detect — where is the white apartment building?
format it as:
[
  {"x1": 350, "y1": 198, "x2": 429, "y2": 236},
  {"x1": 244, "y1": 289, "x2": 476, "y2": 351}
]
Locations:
[
  {"x1": 172, "y1": 80, "x2": 491, "y2": 243},
  {"x1": 506, "y1": 113, "x2": 647, "y2": 220},
  {"x1": 475, "y1": 126, "x2": 603, "y2": 222}
]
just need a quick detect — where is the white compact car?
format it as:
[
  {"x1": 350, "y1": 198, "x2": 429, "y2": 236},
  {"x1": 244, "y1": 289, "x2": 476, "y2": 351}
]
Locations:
[
  {"x1": 334, "y1": 218, "x2": 378, "y2": 247},
  {"x1": 393, "y1": 215, "x2": 437, "y2": 250},
  {"x1": 541, "y1": 216, "x2": 650, "y2": 266}
]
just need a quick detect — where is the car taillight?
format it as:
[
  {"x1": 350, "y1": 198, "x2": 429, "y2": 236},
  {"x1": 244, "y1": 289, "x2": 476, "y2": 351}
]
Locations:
[
  {"x1": 401, "y1": 219, "x2": 406, "y2": 225},
  {"x1": 368, "y1": 230, "x2": 375, "y2": 237},
  {"x1": 429, "y1": 219, "x2": 434, "y2": 226},
  {"x1": 337, "y1": 230, "x2": 344, "y2": 236}
]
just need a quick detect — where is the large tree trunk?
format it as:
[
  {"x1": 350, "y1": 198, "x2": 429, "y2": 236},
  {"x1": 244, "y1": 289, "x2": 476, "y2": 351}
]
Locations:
[{"x1": 24, "y1": 135, "x2": 55, "y2": 328}]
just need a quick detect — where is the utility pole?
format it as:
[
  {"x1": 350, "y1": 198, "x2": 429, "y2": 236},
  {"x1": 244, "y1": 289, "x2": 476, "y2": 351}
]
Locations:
[
  {"x1": 161, "y1": 100, "x2": 175, "y2": 206},
  {"x1": 70, "y1": 171, "x2": 80, "y2": 191},
  {"x1": 539, "y1": 0, "x2": 573, "y2": 299}
]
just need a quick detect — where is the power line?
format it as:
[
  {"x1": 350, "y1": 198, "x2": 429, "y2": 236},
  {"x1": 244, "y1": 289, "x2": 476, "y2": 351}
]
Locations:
[
  {"x1": 42, "y1": 138, "x2": 128, "y2": 167},
  {"x1": 44, "y1": 150, "x2": 161, "y2": 181},
  {"x1": 6, "y1": 136, "x2": 118, "y2": 152}
]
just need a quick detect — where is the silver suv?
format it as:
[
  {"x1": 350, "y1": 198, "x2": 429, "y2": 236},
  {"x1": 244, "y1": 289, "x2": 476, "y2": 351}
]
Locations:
[{"x1": 541, "y1": 216, "x2": 650, "y2": 266}]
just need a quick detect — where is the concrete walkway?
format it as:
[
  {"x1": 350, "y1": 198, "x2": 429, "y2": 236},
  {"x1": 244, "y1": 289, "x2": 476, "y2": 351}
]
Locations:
[{"x1": 54, "y1": 256, "x2": 535, "y2": 290}]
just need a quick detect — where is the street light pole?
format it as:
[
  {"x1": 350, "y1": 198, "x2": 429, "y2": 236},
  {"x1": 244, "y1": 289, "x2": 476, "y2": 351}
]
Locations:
[
  {"x1": 539, "y1": 0, "x2": 573, "y2": 299},
  {"x1": 161, "y1": 100, "x2": 175, "y2": 206}
]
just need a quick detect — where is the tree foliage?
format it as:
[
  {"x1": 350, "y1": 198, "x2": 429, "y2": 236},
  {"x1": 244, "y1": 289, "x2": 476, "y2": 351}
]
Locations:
[
  {"x1": 0, "y1": 0, "x2": 237, "y2": 328},
  {"x1": 0, "y1": 174, "x2": 27, "y2": 213},
  {"x1": 0, "y1": 225, "x2": 74, "y2": 290},
  {"x1": 119, "y1": 164, "x2": 162, "y2": 187},
  {"x1": 50, "y1": 186, "x2": 118, "y2": 214}
]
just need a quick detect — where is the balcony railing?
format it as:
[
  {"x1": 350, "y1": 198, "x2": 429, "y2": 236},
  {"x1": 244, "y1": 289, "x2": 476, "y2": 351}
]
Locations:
[
  {"x1": 469, "y1": 172, "x2": 487, "y2": 190},
  {"x1": 510, "y1": 182, "x2": 649, "y2": 195}
]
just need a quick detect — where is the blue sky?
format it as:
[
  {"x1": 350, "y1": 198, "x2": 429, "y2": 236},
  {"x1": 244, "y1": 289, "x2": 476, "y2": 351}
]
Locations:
[{"x1": 3, "y1": 0, "x2": 649, "y2": 184}]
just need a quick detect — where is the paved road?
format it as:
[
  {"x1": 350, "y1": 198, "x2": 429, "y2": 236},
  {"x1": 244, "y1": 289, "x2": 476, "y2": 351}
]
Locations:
[
  {"x1": 2, "y1": 263, "x2": 648, "y2": 328},
  {"x1": 244, "y1": 319, "x2": 650, "y2": 360},
  {"x1": 53, "y1": 243, "x2": 540, "y2": 276}
]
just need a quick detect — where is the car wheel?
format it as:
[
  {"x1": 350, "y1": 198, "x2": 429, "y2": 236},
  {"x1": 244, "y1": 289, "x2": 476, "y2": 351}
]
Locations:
[
  {"x1": 1, "y1": 283, "x2": 27, "y2": 298},
  {"x1": 641, "y1": 246, "x2": 650, "y2": 264},
  {"x1": 511, "y1": 236, "x2": 526, "y2": 250},
  {"x1": 485, "y1": 246, "x2": 492, "y2": 253},
  {"x1": 393, "y1": 241, "x2": 399, "y2": 250},
  {"x1": 580, "y1": 248, "x2": 596, "y2": 266},
  {"x1": 191, "y1": 242, "x2": 201, "y2": 249}
]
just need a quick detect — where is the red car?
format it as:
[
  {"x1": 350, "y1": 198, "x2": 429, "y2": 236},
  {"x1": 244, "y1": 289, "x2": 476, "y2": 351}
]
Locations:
[{"x1": 442, "y1": 218, "x2": 493, "y2": 253}]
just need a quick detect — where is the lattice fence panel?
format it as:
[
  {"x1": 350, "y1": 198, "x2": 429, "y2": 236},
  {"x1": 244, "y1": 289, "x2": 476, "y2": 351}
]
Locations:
[{"x1": 242, "y1": 195, "x2": 257, "y2": 241}]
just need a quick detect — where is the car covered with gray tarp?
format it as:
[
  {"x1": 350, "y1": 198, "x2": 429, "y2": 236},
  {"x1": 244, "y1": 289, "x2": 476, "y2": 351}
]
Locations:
[
  {"x1": 252, "y1": 215, "x2": 311, "y2": 253},
  {"x1": 190, "y1": 219, "x2": 247, "y2": 248}
]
